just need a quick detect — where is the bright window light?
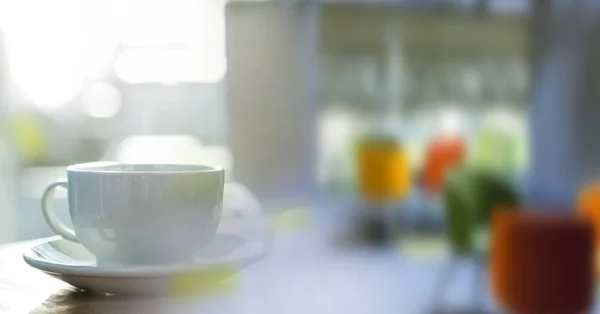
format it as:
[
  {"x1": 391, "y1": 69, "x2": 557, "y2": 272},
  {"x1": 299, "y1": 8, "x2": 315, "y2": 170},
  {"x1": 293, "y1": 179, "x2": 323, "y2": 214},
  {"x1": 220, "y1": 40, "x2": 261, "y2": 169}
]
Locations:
[
  {"x1": 114, "y1": 47, "x2": 226, "y2": 84},
  {"x1": 81, "y1": 82, "x2": 122, "y2": 118},
  {"x1": 0, "y1": 0, "x2": 226, "y2": 110},
  {"x1": 113, "y1": 0, "x2": 226, "y2": 84},
  {"x1": 0, "y1": 0, "x2": 85, "y2": 110},
  {"x1": 439, "y1": 107, "x2": 466, "y2": 135}
]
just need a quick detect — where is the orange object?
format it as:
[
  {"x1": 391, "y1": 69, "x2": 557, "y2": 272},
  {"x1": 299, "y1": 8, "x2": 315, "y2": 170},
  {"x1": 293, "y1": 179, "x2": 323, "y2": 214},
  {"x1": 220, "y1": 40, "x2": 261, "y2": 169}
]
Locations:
[
  {"x1": 490, "y1": 211, "x2": 594, "y2": 313},
  {"x1": 422, "y1": 135, "x2": 466, "y2": 195},
  {"x1": 490, "y1": 209, "x2": 518, "y2": 307},
  {"x1": 356, "y1": 139, "x2": 411, "y2": 203},
  {"x1": 578, "y1": 182, "x2": 600, "y2": 244},
  {"x1": 577, "y1": 182, "x2": 600, "y2": 274}
]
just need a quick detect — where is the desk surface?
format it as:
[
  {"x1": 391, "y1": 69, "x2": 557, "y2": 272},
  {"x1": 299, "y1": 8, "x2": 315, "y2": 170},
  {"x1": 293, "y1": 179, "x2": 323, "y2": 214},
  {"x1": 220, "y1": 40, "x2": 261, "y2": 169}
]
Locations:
[{"x1": 0, "y1": 211, "x2": 542, "y2": 314}]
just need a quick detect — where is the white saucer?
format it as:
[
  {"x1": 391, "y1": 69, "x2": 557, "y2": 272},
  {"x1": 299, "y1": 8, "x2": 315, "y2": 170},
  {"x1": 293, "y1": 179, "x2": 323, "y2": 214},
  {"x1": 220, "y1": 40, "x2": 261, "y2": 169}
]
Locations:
[{"x1": 23, "y1": 234, "x2": 266, "y2": 295}]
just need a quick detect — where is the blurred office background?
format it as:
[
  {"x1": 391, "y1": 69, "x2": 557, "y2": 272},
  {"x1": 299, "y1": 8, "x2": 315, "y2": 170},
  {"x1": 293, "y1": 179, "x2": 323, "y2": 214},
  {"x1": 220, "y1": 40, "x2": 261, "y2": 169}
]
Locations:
[{"x1": 0, "y1": 0, "x2": 530, "y2": 242}]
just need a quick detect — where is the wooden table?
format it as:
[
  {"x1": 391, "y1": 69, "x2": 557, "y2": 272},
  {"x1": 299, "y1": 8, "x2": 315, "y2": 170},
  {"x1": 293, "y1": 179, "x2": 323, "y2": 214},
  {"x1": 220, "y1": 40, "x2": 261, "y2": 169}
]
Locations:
[{"x1": 0, "y1": 212, "x2": 542, "y2": 314}]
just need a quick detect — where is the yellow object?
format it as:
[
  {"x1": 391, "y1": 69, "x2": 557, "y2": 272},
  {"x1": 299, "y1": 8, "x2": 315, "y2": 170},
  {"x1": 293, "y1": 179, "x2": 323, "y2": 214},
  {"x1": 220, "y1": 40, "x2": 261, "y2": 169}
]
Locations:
[
  {"x1": 169, "y1": 266, "x2": 236, "y2": 298},
  {"x1": 8, "y1": 114, "x2": 46, "y2": 164},
  {"x1": 356, "y1": 138, "x2": 411, "y2": 203},
  {"x1": 271, "y1": 206, "x2": 313, "y2": 232}
]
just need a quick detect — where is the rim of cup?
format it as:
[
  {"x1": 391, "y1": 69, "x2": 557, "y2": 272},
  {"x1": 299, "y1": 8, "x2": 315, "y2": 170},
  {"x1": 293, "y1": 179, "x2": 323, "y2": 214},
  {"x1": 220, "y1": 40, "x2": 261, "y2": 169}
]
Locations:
[{"x1": 67, "y1": 162, "x2": 224, "y2": 174}]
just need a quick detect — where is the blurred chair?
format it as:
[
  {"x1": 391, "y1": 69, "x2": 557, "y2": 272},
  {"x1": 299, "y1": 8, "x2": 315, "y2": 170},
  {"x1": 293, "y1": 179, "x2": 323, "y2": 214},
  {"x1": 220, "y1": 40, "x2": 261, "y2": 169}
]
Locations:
[
  {"x1": 423, "y1": 134, "x2": 466, "y2": 196},
  {"x1": 432, "y1": 167, "x2": 520, "y2": 311},
  {"x1": 413, "y1": 134, "x2": 467, "y2": 230}
]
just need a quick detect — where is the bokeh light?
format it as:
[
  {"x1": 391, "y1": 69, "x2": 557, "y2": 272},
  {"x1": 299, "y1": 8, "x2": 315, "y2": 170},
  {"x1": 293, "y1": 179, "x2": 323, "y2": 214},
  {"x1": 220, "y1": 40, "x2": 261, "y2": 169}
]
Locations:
[{"x1": 81, "y1": 83, "x2": 122, "y2": 118}]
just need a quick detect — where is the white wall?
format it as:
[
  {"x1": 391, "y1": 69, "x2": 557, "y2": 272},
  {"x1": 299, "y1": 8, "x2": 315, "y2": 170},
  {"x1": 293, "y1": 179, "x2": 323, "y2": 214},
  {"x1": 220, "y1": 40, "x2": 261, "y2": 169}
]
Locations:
[{"x1": 225, "y1": 2, "x2": 320, "y2": 208}]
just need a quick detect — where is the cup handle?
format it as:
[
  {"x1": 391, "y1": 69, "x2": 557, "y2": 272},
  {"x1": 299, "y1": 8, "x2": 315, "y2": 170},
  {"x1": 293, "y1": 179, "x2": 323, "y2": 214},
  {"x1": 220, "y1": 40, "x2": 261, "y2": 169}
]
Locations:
[{"x1": 42, "y1": 179, "x2": 78, "y2": 242}]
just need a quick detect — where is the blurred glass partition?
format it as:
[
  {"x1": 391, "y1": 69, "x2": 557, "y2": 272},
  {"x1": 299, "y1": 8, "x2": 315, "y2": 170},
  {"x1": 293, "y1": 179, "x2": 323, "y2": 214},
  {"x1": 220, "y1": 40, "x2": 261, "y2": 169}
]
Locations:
[
  {"x1": 223, "y1": 1, "x2": 530, "y2": 225},
  {"x1": 319, "y1": 4, "x2": 530, "y2": 206}
]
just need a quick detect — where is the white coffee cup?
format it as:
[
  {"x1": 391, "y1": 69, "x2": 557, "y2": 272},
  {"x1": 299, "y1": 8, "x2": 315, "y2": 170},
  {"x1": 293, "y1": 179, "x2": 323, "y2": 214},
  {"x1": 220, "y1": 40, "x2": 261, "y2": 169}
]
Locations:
[{"x1": 41, "y1": 162, "x2": 224, "y2": 266}]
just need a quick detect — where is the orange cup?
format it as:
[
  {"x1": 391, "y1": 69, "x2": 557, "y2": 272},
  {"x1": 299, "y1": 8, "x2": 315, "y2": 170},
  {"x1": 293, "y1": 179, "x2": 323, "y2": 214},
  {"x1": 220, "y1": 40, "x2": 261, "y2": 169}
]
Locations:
[{"x1": 490, "y1": 211, "x2": 594, "y2": 313}]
